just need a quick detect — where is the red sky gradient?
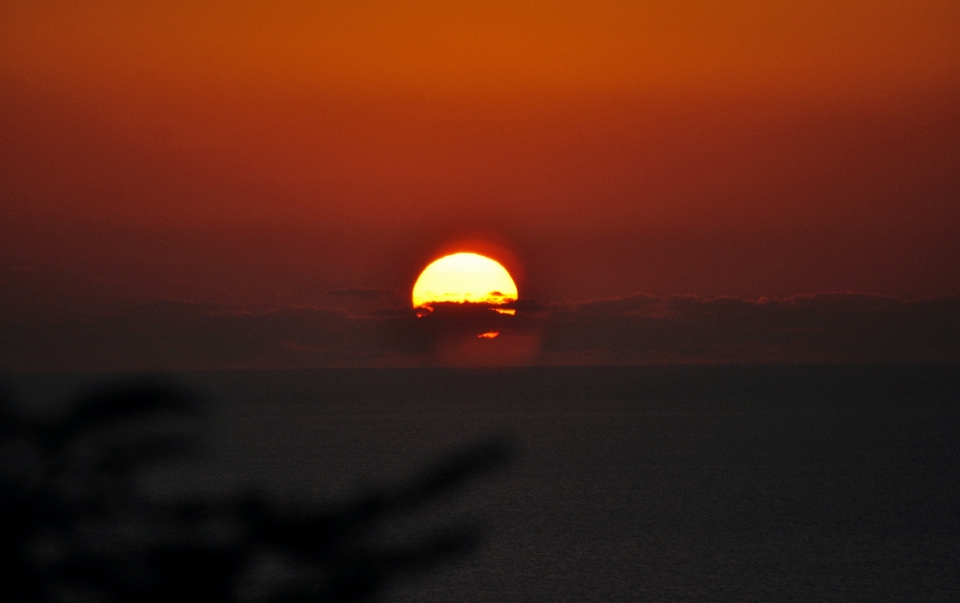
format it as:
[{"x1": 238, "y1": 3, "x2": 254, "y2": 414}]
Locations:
[{"x1": 3, "y1": 2, "x2": 959, "y2": 369}]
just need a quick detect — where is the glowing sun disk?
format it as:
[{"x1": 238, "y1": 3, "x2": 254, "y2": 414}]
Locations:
[{"x1": 412, "y1": 253, "x2": 518, "y2": 310}]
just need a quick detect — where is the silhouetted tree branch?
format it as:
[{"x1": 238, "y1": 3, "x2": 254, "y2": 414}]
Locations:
[{"x1": 1, "y1": 381, "x2": 513, "y2": 603}]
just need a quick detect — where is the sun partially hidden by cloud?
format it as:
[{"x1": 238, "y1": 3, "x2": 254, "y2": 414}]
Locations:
[{"x1": 412, "y1": 253, "x2": 518, "y2": 312}]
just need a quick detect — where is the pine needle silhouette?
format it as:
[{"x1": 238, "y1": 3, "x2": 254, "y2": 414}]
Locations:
[{"x1": 1, "y1": 381, "x2": 513, "y2": 603}]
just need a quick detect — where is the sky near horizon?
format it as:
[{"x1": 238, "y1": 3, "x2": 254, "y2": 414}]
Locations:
[{"x1": 3, "y1": 1, "x2": 959, "y2": 369}]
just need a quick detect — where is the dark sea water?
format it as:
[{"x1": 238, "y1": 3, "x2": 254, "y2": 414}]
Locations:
[{"x1": 6, "y1": 364, "x2": 960, "y2": 602}]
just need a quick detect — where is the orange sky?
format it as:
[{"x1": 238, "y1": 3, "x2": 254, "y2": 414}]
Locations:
[{"x1": 3, "y1": 1, "x2": 960, "y2": 309}]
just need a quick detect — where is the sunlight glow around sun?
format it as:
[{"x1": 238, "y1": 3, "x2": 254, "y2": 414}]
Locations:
[{"x1": 412, "y1": 253, "x2": 518, "y2": 311}]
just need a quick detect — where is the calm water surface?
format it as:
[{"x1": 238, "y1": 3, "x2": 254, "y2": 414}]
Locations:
[{"x1": 7, "y1": 365, "x2": 960, "y2": 602}]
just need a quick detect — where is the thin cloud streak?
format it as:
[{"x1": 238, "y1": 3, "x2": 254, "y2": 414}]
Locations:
[{"x1": 326, "y1": 288, "x2": 396, "y2": 299}]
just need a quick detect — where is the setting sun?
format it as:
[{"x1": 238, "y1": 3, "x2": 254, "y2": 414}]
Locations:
[{"x1": 412, "y1": 253, "x2": 518, "y2": 311}]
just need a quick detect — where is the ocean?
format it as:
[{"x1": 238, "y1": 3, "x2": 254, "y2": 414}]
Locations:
[{"x1": 4, "y1": 364, "x2": 959, "y2": 602}]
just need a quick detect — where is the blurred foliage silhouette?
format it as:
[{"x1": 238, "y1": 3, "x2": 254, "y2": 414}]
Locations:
[{"x1": 1, "y1": 380, "x2": 513, "y2": 602}]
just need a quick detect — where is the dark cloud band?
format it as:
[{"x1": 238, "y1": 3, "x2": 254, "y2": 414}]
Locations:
[{"x1": 3, "y1": 293, "x2": 958, "y2": 371}]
